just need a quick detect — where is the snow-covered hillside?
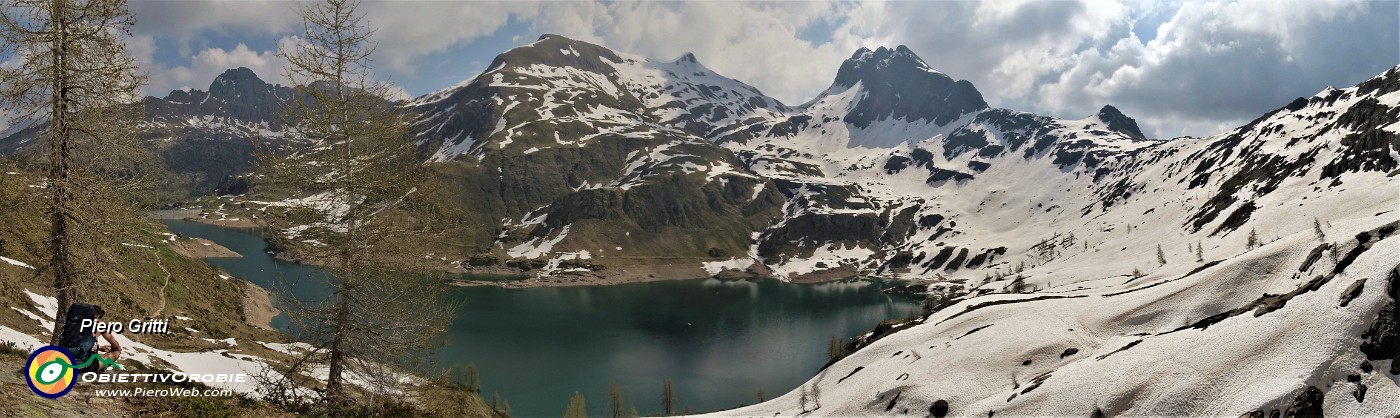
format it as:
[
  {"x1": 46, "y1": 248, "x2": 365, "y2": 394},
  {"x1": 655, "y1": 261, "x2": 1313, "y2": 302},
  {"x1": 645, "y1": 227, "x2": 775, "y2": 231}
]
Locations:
[
  {"x1": 396, "y1": 36, "x2": 1400, "y2": 415},
  {"x1": 384, "y1": 35, "x2": 1400, "y2": 288},
  {"x1": 408, "y1": 34, "x2": 788, "y2": 163},
  {"x1": 708, "y1": 219, "x2": 1397, "y2": 416},
  {"x1": 2, "y1": 32, "x2": 1393, "y2": 416},
  {"x1": 717, "y1": 54, "x2": 1398, "y2": 287},
  {"x1": 693, "y1": 63, "x2": 1400, "y2": 416}
]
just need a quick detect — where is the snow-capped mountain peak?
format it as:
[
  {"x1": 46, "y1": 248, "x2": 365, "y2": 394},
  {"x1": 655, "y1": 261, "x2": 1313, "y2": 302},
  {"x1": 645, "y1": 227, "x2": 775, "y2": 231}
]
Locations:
[
  {"x1": 1093, "y1": 104, "x2": 1146, "y2": 139},
  {"x1": 407, "y1": 35, "x2": 791, "y2": 162},
  {"x1": 4, "y1": 38, "x2": 1395, "y2": 417},
  {"x1": 837, "y1": 45, "x2": 944, "y2": 83},
  {"x1": 827, "y1": 44, "x2": 987, "y2": 132},
  {"x1": 672, "y1": 52, "x2": 700, "y2": 65}
]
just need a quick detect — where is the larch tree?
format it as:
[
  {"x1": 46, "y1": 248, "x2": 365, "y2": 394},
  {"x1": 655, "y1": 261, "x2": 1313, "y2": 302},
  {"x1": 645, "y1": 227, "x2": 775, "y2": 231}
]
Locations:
[
  {"x1": 661, "y1": 378, "x2": 677, "y2": 415},
  {"x1": 254, "y1": 0, "x2": 453, "y2": 406},
  {"x1": 465, "y1": 362, "x2": 482, "y2": 394},
  {"x1": 798, "y1": 385, "x2": 809, "y2": 412},
  {"x1": 564, "y1": 391, "x2": 588, "y2": 418},
  {"x1": 0, "y1": 0, "x2": 150, "y2": 345},
  {"x1": 608, "y1": 381, "x2": 627, "y2": 418},
  {"x1": 826, "y1": 334, "x2": 847, "y2": 363}
]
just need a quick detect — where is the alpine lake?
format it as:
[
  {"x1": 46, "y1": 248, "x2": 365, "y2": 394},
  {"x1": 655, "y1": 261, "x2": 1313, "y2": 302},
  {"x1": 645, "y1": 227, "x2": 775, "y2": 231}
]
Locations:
[{"x1": 161, "y1": 218, "x2": 922, "y2": 417}]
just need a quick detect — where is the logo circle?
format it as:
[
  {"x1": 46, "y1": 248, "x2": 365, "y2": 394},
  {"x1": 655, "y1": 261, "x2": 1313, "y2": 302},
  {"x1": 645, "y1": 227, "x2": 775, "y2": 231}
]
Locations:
[{"x1": 25, "y1": 345, "x2": 76, "y2": 398}]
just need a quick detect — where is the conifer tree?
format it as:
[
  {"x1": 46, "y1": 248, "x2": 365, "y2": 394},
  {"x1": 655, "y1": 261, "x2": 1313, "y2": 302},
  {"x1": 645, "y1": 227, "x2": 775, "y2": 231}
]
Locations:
[
  {"x1": 1010, "y1": 275, "x2": 1026, "y2": 293},
  {"x1": 826, "y1": 335, "x2": 846, "y2": 363},
  {"x1": 661, "y1": 378, "x2": 677, "y2": 415},
  {"x1": 609, "y1": 381, "x2": 627, "y2": 418},
  {"x1": 1156, "y1": 244, "x2": 1166, "y2": 265},
  {"x1": 798, "y1": 385, "x2": 809, "y2": 413},
  {"x1": 1, "y1": 0, "x2": 151, "y2": 346},
  {"x1": 1247, "y1": 228, "x2": 1259, "y2": 249},
  {"x1": 466, "y1": 363, "x2": 482, "y2": 394},
  {"x1": 565, "y1": 391, "x2": 588, "y2": 418},
  {"x1": 254, "y1": 0, "x2": 454, "y2": 405}
]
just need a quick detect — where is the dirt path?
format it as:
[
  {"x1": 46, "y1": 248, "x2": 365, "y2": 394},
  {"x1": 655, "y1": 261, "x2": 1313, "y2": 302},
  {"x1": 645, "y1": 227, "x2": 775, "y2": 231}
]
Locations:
[{"x1": 151, "y1": 253, "x2": 172, "y2": 317}]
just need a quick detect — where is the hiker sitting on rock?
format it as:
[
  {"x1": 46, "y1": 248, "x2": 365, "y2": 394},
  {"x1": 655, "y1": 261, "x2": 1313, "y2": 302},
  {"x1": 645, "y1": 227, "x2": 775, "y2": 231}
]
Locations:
[
  {"x1": 91, "y1": 306, "x2": 122, "y2": 372},
  {"x1": 58, "y1": 303, "x2": 121, "y2": 374}
]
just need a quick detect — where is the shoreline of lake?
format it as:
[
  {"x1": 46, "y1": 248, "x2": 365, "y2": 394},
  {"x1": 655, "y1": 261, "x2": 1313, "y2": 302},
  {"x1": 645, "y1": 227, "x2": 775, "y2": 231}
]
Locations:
[
  {"x1": 170, "y1": 237, "x2": 243, "y2": 258},
  {"x1": 241, "y1": 281, "x2": 278, "y2": 330},
  {"x1": 151, "y1": 208, "x2": 266, "y2": 228},
  {"x1": 153, "y1": 210, "x2": 880, "y2": 289},
  {"x1": 159, "y1": 217, "x2": 924, "y2": 416}
]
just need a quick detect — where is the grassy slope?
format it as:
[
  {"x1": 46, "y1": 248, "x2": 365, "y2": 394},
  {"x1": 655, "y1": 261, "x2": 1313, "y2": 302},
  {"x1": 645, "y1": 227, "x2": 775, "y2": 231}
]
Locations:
[
  {"x1": 0, "y1": 167, "x2": 281, "y2": 352},
  {"x1": 0, "y1": 164, "x2": 503, "y2": 417}
]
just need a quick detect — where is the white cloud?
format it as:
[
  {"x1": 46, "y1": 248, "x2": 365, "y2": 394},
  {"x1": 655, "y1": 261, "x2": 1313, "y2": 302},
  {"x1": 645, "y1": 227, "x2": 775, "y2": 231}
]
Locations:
[
  {"x1": 828, "y1": 0, "x2": 1396, "y2": 138},
  {"x1": 1031, "y1": 0, "x2": 1395, "y2": 137},
  {"x1": 138, "y1": 42, "x2": 285, "y2": 97},
  {"x1": 359, "y1": 1, "x2": 542, "y2": 75},
  {"x1": 525, "y1": 1, "x2": 862, "y2": 105},
  {"x1": 125, "y1": 0, "x2": 1395, "y2": 139},
  {"x1": 130, "y1": 1, "x2": 297, "y2": 41}
]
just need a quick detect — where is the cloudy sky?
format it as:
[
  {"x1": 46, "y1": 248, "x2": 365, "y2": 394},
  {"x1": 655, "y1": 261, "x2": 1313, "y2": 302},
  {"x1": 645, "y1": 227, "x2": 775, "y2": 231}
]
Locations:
[{"x1": 129, "y1": 0, "x2": 1398, "y2": 138}]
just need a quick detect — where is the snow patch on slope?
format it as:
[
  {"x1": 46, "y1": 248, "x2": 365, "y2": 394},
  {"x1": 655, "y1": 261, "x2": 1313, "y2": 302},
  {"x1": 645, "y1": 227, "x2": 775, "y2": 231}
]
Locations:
[
  {"x1": 507, "y1": 225, "x2": 571, "y2": 259},
  {"x1": 1, "y1": 256, "x2": 34, "y2": 270}
]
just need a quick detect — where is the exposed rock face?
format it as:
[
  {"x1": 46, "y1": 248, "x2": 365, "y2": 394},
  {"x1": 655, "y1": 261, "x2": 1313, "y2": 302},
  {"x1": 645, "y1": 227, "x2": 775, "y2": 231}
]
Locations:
[
  {"x1": 148, "y1": 67, "x2": 294, "y2": 127},
  {"x1": 833, "y1": 46, "x2": 988, "y2": 129},
  {"x1": 5, "y1": 36, "x2": 1396, "y2": 291},
  {"x1": 3, "y1": 34, "x2": 1397, "y2": 415},
  {"x1": 1, "y1": 67, "x2": 296, "y2": 195},
  {"x1": 1095, "y1": 105, "x2": 1145, "y2": 139}
]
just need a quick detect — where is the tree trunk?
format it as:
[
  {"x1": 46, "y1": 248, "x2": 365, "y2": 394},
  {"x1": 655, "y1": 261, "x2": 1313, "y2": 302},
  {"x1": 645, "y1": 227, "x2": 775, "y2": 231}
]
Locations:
[
  {"x1": 47, "y1": 0, "x2": 74, "y2": 346},
  {"x1": 325, "y1": 252, "x2": 353, "y2": 400}
]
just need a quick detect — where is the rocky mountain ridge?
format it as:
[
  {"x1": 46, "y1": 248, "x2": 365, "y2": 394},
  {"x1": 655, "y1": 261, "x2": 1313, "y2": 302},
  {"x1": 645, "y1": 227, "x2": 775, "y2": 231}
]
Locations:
[
  {"x1": 2, "y1": 35, "x2": 1394, "y2": 288},
  {"x1": 2, "y1": 33, "x2": 1396, "y2": 417},
  {"x1": 401, "y1": 35, "x2": 1190, "y2": 282},
  {"x1": 402, "y1": 37, "x2": 1398, "y2": 415},
  {"x1": 0, "y1": 67, "x2": 295, "y2": 195}
]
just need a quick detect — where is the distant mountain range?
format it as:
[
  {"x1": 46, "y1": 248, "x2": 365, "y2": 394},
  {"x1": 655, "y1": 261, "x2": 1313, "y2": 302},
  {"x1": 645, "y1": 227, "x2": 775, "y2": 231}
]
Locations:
[
  {"x1": 2, "y1": 35, "x2": 1395, "y2": 284},
  {"x1": 2, "y1": 33, "x2": 1397, "y2": 416}
]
